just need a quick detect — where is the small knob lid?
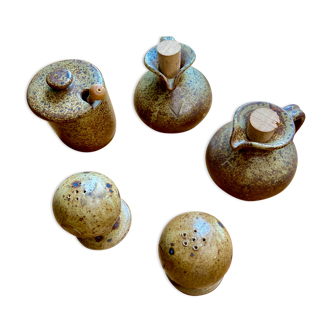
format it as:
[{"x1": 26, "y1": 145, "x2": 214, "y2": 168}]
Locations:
[{"x1": 46, "y1": 67, "x2": 73, "y2": 90}]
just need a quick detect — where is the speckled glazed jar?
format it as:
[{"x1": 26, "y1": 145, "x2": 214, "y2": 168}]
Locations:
[
  {"x1": 134, "y1": 37, "x2": 212, "y2": 133},
  {"x1": 27, "y1": 60, "x2": 116, "y2": 152},
  {"x1": 159, "y1": 212, "x2": 232, "y2": 296},
  {"x1": 53, "y1": 172, "x2": 131, "y2": 250},
  {"x1": 206, "y1": 102, "x2": 305, "y2": 201}
]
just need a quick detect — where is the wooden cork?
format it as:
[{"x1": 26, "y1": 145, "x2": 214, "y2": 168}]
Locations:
[
  {"x1": 247, "y1": 108, "x2": 280, "y2": 143},
  {"x1": 87, "y1": 84, "x2": 106, "y2": 104},
  {"x1": 157, "y1": 40, "x2": 181, "y2": 79}
]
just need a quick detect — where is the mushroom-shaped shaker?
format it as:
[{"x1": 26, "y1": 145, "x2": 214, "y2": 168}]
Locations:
[
  {"x1": 53, "y1": 172, "x2": 131, "y2": 250},
  {"x1": 159, "y1": 212, "x2": 232, "y2": 296}
]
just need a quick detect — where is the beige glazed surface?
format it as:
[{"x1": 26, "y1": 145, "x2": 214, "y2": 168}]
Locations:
[
  {"x1": 159, "y1": 212, "x2": 233, "y2": 296},
  {"x1": 78, "y1": 199, "x2": 132, "y2": 250},
  {"x1": 53, "y1": 172, "x2": 121, "y2": 238}
]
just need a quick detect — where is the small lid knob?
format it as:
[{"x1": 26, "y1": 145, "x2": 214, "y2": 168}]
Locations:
[
  {"x1": 247, "y1": 108, "x2": 280, "y2": 143},
  {"x1": 46, "y1": 67, "x2": 73, "y2": 90}
]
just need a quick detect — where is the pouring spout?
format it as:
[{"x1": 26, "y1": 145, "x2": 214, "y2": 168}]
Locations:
[
  {"x1": 144, "y1": 37, "x2": 196, "y2": 91},
  {"x1": 230, "y1": 101, "x2": 302, "y2": 151}
]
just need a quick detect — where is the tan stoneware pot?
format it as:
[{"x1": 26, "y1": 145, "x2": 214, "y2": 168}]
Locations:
[
  {"x1": 27, "y1": 60, "x2": 116, "y2": 152},
  {"x1": 206, "y1": 102, "x2": 305, "y2": 201},
  {"x1": 134, "y1": 37, "x2": 212, "y2": 133},
  {"x1": 53, "y1": 172, "x2": 131, "y2": 250},
  {"x1": 159, "y1": 212, "x2": 232, "y2": 296}
]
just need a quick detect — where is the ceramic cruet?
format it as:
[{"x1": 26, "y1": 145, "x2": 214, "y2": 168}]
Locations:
[
  {"x1": 134, "y1": 36, "x2": 212, "y2": 133},
  {"x1": 206, "y1": 102, "x2": 305, "y2": 201},
  {"x1": 27, "y1": 60, "x2": 116, "y2": 152}
]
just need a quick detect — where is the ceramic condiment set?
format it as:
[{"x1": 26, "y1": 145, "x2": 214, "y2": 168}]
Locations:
[{"x1": 27, "y1": 36, "x2": 305, "y2": 296}]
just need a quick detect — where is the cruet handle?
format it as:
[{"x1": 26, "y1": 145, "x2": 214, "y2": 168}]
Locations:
[{"x1": 283, "y1": 104, "x2": 305, "y2": 133}]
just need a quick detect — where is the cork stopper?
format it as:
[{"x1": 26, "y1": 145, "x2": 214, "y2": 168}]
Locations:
[
  {"x1": 247, "y1": 108, "x2": 280, "y2": 143},
  {"x1": 157, "y1": 40, "x2": 181, "y2": 79},
  {"x1": 87, "y1": 84, "x2": 106, "y2": 104}
]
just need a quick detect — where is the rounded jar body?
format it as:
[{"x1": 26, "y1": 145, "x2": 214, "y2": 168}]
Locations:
[{"x1": 206, "y1": 122, "x2": 298, "y2": 201}]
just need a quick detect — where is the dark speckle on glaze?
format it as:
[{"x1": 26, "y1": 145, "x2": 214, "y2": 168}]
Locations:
[
  {"x1": 107, "y1": 239, "x2": 112, "y2": 242},
  {"x1": 95, "y1": 236, "x2": 103, "y2": 242},
  {"x1": 218, "y1": 221, "x2": 224, "y2": 228},
  {"x1": 106, "y1": 183, "x2": 112, "y2": 188},
  {"x1": 72, "y1": 181, "x2": 81, "y2": 187},
  {"x1": 112, "y1": 217, "x2": 120, "y2": 230},
  {"x1": 169, "y1": 248, "x2": 175, "y2": 255},
  {"x1": 191, "y1": 253, "x2": 194, "y2": 257}
]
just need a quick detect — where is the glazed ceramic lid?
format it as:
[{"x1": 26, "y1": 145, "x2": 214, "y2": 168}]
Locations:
[{"x1": 27, "y1": 59, "x2": 105, "y2": 122}]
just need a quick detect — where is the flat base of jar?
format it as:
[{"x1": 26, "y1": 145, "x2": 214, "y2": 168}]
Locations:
[
  {"x1": 166, "y1": 275, "x2": 223, "y2": 296},
  {"x1": 62, "y1": 137, "x2": 115, "y2": 154},
  {"x1": 77, "y1": 199, "x2": 131, "y2": 250}
]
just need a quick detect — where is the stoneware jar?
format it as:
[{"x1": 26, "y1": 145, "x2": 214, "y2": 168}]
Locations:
[
  {"x1": 53, "y1": 172, "x2": 131, "y2": 250},
  {"x1": 206, "y1": 102, "x2": 305, "y2": 201},
  {"x1": 27, "y1": 60, "x2": 116, "y2": 152},
  {"x1": 159, "y1": 212, "x2": 232, "y2": 296},
  {"x1": 134, "y1": 37, "x2": 212, "y2": 133}
]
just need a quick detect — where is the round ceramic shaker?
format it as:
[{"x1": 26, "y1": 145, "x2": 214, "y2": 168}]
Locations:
[
  {"x1": 27, "y1": 60, "x2": 116, "y2": 152},
  {"x1": 53, "y1": 172, "x2": 131, "y2": 250},
  {"x1": 159, "y1": 212, "x2": 232, "y2": 296}
]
